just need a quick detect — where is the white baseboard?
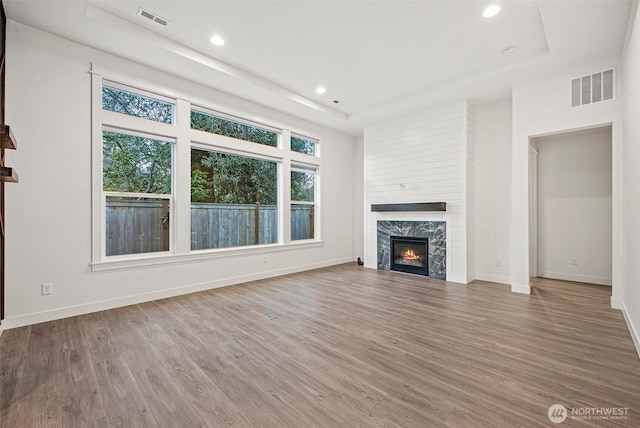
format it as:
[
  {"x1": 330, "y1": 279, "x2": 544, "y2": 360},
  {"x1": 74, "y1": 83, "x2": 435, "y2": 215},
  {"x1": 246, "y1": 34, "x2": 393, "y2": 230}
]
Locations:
[
  {"x1": 447, "y1": 273, "x2": 466, "y2": 285},
  {"x1": 0, "y1": 323, "x2": 3, "y2": 338},
  {"x1": 473, "y1": 274, "x2": 529, "y2": 294},
  {"x1": 611, "y1": 297, "x2": 623, "y2": 310},
  {"x1": 474, "y1": 273, "x2": 510, "y2": 285},
  {"x1": 1, "y1": 257, "x2": 355, "y2": 330},
  {"x1": 511, "y1": 283, "x2": 531, "y2": 294},
  {"x1": 537, "y1": 271, "x2": 612, "y2": 286},
  {"x1": 622, "y1": 302, "x2": 640, "y2": 360}
]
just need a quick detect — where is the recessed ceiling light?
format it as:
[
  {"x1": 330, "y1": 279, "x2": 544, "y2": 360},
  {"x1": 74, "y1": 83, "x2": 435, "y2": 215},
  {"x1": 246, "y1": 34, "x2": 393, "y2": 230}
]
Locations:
[
  {"x1": 483, "y1": 4, "x2": 501, "y2": 18},
  {"x1": 210, "y1": 35, "x2": 225, "y2": 46},
  {"x1": 315, "y1": 86, "x2": 326, "y2": 94},
  {"x1": 502, "y1": 46, "x2": 517, "y2": 55}
]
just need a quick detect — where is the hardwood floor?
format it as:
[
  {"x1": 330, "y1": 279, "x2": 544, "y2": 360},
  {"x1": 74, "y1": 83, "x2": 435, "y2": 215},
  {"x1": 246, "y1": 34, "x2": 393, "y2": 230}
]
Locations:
[{"x1": 1, "y1": 264, "x2": 639, "y2": 427}]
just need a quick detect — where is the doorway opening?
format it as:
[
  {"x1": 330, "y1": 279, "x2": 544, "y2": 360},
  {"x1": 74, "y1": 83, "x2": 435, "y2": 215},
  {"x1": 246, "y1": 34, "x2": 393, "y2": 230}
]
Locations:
[{"x1": 529, "y1": 126, "x2": 612, "y2": 290}]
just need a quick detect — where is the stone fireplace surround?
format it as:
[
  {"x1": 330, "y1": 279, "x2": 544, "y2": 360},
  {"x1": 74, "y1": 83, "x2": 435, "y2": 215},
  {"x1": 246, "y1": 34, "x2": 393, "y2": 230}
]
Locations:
[{"x1": 377, "y1": 220, "x2": 446, "y2": 280}]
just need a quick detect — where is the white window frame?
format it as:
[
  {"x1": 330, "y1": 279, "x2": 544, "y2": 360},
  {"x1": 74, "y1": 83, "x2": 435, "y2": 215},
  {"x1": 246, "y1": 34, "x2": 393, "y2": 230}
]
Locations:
[
  {"x1": 290, "y1": 163, "x2": 319, "y2": 242},
  {"x1": 101, "y1": 127, "x2": 176, "y2": 258},
  {"x1": 91, "y1": 64, "x2": 322, "y2": 271}
]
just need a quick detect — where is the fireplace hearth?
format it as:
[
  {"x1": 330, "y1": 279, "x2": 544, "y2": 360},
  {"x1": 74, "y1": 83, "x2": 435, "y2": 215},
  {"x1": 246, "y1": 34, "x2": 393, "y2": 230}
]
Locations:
[{"x1": 390, "y1": 236, "x2": 429, "y2": 276}]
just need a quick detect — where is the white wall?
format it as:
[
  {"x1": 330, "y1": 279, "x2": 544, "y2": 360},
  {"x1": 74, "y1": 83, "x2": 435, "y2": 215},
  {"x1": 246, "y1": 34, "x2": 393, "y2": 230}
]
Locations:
[
  {"x1": 534, "y1": 127, "x2": 612, "y2": 286},
  {"x1": 475, "y1": 99, "x2": 512, "y2": 284},
  {"x1": 363, "y1": 101, "x2": 474, "y2": 284},
  {"x1": 3, "y1": 21, "x2": 357, "y2": 328},
  {"x1": 621, "y1": 2, "x2": 640, "y2": 357},
  {"x1": 354, "y1": 135, "x2": 365, "y2": 261},
  {"x1": 511, "y1": 60, "x2": 623, "y2": 298}
]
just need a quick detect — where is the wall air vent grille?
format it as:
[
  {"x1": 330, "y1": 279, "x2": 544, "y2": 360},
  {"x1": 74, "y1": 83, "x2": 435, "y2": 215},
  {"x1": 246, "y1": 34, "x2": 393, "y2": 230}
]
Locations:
[
  {"x1": 571, "y1": 69, "x2": 615, "y2": 107},
  {"x1": 137, "y1": 7, "x2": 171, "y2": 27}
]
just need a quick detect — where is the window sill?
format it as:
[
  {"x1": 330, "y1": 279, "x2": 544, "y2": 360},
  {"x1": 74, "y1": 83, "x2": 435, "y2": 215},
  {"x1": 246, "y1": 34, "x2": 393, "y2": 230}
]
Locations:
[{"x1": 90, "y1": 240, "x2": 325, "y2": 272}]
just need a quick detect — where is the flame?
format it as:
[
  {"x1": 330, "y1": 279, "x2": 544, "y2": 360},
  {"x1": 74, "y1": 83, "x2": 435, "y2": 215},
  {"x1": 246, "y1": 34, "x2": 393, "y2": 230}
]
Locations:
[{"x1": 402, "y1": 249, "x2": 420, "y2": 260}]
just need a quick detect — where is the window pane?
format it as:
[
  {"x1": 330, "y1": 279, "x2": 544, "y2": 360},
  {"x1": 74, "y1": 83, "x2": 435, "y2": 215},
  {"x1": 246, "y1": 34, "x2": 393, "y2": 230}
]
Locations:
[
  {"x1": 291, "y1": 204, "x2": 314, "y2": 240},
  {"x1": 191, "y1": 110, "x2": 278, "y2": 147},
  {"x1": 106, "y1": 196, "x2": 170, "y2": 256},
  {"x1": 291, "y1": 135, "x2": 317, "y2": 155},
  {"x1": 291, "y1": 169, "x2": 315, "y2": 202},
  {"x1": 103, "y1": 131, "x2": 172, "y2": 194},
  {"x1": 102, "y1": 85, "x2": 173, "y2": 124},
  {"x1": 191, "y1": 148, "x2": 278, "y2": 249}
]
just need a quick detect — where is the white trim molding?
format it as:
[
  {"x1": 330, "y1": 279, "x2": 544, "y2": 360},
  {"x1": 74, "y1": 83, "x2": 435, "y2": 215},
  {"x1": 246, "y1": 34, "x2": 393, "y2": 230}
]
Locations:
[
  {"x1": 622, "y1": 303, "x2": 640, "y2": 360},
  {"x1": 611, "y1": 297, "x2": 623, "y2": 310},
  {"x1": 475, "y1": 273, "x2": 510, "y2": 285},
  {"x1": 537, "y1": 271, "x2": 612, "y2": 287},
  {"x1": 91, "y1": 240, "x2": 324, "y2": 272},
  {"x1": 511, "y1": 283, "x2": 532, "y2": 294}
]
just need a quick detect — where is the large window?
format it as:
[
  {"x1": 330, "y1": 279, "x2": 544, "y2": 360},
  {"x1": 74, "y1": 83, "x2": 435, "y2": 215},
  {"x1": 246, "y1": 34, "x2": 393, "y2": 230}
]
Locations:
[
  {"x1": 92, "y1": 71, "x2": 321, "y2": 268},
  {"x1": 100, "y1": 82, "x2": 175, "y2": 258},
  {"x1": 191, "y1": 148, "x2": 278, "y2": 249}
]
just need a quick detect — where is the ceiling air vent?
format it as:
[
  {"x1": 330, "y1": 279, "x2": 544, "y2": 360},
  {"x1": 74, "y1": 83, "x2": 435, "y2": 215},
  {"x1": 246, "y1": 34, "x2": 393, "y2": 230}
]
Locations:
[
  {"x1": 137, "y1": 7, "x2": 171, "y2": 27},
  {"x1": 571, "y1": 69, "x2": 615, "y2": 107}
]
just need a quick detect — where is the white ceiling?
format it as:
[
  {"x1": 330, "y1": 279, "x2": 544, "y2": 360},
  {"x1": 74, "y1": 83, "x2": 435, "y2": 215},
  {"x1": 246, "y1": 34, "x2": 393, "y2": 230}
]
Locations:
[{"x1": 3, "y1": 0, "x2": 634, "y2": 136}]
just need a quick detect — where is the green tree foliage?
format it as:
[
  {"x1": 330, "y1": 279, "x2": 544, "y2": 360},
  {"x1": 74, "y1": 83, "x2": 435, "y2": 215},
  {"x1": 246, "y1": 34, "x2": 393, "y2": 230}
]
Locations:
[
  {"x1": 291, "y1": 136, "x2": 316, "y2": 155},
  {"x1": 191, "y1": 150, "x2": 315, "y2": 205},
  {"x1": 192, "y1": 149, "x2": 277, "y2": 204},
  {"x1": 102, "y1": 86, "x2": 173, "y2": 124},
  {"x1": 291, "y1": 170, "x2": 315, "y2": 202},
  {"x1": 190, "y1": 169, "x2": 211, "y2": 202},
  {"x1": 102, "y1": 87, "x2": 313, "y2": 204},
  {"x1": 102, "y1": 87, "x2": 173, "y2": 195},
  {"x1": 103, "y1": 131, "x2": 172, "y2": 194},
  {"x1": 191, "y1": 111, "x2": 277, "y2": 147}
]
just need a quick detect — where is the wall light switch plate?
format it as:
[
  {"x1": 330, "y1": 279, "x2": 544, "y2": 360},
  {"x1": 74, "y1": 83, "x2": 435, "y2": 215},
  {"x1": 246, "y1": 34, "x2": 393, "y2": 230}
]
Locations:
[{"x1": 41, "y1": 283, "x2": 53, "y2": 295}]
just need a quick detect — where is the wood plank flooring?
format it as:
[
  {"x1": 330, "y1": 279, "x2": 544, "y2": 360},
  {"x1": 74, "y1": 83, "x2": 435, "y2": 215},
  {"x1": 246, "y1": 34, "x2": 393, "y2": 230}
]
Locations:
[{"x1": 1, "y1": 264, "x2": 639, "y2": 427}]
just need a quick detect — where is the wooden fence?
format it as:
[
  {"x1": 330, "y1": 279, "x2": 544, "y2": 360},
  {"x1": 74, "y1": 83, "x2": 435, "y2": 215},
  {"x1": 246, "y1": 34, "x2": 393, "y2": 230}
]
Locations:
[
  {"x1": 106, "y1": 200, "x2": 313, "y2": 256},
  {"x1": 190, "y1": 203, "x2": 278, "y2": 250},
  {"x1": 106, "y1": 200, "x2": 168, "y2": 256}
]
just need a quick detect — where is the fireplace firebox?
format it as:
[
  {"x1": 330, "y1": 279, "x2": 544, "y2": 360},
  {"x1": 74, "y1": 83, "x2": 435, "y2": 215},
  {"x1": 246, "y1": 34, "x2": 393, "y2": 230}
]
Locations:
[{"x1": 390, "y1": 236, "x2": 429, "y2": 276}]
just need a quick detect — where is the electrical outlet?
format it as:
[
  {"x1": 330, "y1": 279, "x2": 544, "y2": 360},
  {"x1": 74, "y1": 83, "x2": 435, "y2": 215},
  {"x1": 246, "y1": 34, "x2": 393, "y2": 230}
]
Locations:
[
  {"x1": 41, "y1": 283, "x2": 53, "y2": 296},
  {"x1": 496, "y1": 258, "x2": 502, "y2": 267},
  {"x1": 571, "y1": 258, "x2": 578, "y2": 265},
  {"x1": 633, "y1": 295, "x2": 637, "y2": 310},
  {"x1": 263, "y1": 256, "x2": 268, "y2": 263}
]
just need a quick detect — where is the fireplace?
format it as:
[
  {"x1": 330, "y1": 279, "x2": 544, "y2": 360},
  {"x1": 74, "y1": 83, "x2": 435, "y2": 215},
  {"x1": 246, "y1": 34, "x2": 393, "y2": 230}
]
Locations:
[
  {"x1": 390, "y1": 236, "x2": 429, "y2": 276},
  {"x1": 376, "y1": 221, "x2": 445, "y2": 279}
]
